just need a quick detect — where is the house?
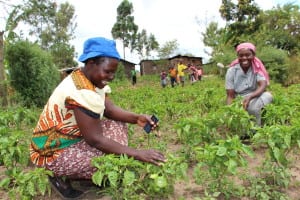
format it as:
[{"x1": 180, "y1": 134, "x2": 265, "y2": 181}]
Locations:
[
  {"x1": 120, "y1": 59, "x2": 137, "y2": 78},
  {"x1": 168, "y1": 55, "x2": 203, "y2": 68},
  {"x1": 140, "y1": 55, "x2": 203, "y2": 75},
  {"x1": 139, "y1": 59, "x2": 168, "y2": 76}
]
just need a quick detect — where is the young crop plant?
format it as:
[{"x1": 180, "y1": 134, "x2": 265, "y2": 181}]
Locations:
[
  {"x1": 0, "y1": 107, "x2": 39, "y2": 129},
  {"x1": 175, "y1": 116, "x2": 214, "y2": 145},
  {"x1": 0, "y1": 168, "x2": 53, "y2": 200},
  {"x1": 220, "y1": 99, "x2": 255, "y2": 137},
  {"x1": 174, "y1": 116, "x2": 217, "y2": 163},
  {"x1": 252, "y1": 125, "x2": 297, "y2": 188},
  {"x1": 193, "y1": 136, "x2": 254, "y2": 199},
  {"x1": 0, "y1": 130, "x2": 29, "y2": 170},
  {"x1": 262, "y1": 99, "x2": 298, "y2": 126},
  {"x1": 91, "y1": 153, "x2": 188, "y2": 200},
  {"x1": 243, "y1": 176, "x2": 289, "y2": 200},
  {"x1": 0, "y1": 107, "x2": 52, "y2": 199}
]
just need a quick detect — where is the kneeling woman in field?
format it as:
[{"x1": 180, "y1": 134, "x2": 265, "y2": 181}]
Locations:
[
  {"x1": 225, "y1": 42, "x2": 273, "y2": 127},
  {"x1": 29, "y1": 37, "x2": 165, "y2": 199}
]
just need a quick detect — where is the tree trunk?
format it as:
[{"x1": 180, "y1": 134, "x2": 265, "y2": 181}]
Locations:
[
  {"x1": 123, "y1": 41, "x2": 126, "y2": 60},
  {"x1": 0, "y1": 31, "x2": 8, "y2": 106}
]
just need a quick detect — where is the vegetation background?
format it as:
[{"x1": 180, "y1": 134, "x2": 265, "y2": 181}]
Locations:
[{"x1": 1, "y1": 75, "x2": 300, "y2": 199}]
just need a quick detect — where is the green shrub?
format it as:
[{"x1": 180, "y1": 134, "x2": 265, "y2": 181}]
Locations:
[
  {"x1": 258, "y1": 46, "x2": 288, "y2": 84},
  {"x1": 114, "y1": 62, "x2": 126, "y2": 81},
  {"x1": 284, "y1": 55, "x2": 300, "y2": 85},
  {"x1": 5, "y1": 40, "x2": 60, "y2": 107}
]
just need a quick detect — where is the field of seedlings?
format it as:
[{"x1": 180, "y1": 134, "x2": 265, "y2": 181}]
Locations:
[{"x1": 1, "y1": 74, "x2": 300, "y2": 200}]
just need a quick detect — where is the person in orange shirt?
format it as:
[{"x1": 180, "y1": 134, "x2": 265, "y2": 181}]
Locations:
[{"x1": 168, "y1": 64, "x2": 177, "y2": 87}]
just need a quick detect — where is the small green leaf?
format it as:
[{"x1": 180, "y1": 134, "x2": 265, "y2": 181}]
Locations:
[
  {"x1": 227, "y1": 159, "x2": 237, "y2": 174},
  {"x1": 216, "y1": 147, "x2": 227, "y2": 156},
  {"x1": 108, "y1": 171, "x2": 119, "y2": 187},
  {"x1": 155, "y1": 176, "x2": 167, "y2": 188},
  {"x1": 150, "y1": 173, "x2": 158, "y2": 179},
  {"x1": 273, "y1": 147, "x2": 281, "y2": 161},
  {"x1": 242, "y1": 145, "x2": 255, "y2": 157},
  {"x1": 123, "y1": 170, "x2": 135, "y2": 186},
  {"x1": 27, "y1": 181, "x2": 36, "y2": 196},
  {"x1": 92, "y1": 171, "x2": 104, "y2": 186},
  {"x1": 0, "y1": 177, "x2": 11, "y2": 188},
  {"x1": 213, "y1": 191, "x2": 221, "y2": 197}
]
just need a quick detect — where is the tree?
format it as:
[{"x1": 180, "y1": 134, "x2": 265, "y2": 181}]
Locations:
[
  {"x1": 157, "y1": 39, "x2": 179, "y2": 59},
  {"x1": 47, "y1": 2, "x2": 77, "y2": 69},
  {"x1": 202, "y1": 22, "x2": 224, "y2": 56},
  {"x1": 202, "y1": 0, "x2": 263, "y2": 63},
  {"x1": 256, "y1": 3, "x2": 300, "y2": 54},
  {"x1": 133, "y1": 29, "x2": 159, "y2": 59},
  {"x1": 5, "y1": 0, "x2": 77, "y2": 69},
  {"x1": 0, "y1": 31, "x2": 8, "y2": 106},
  {"x1": 219, "y1": 0, "x2": 261, "y2": 44},
  {"x1": 111, "y1": 0, "x2": 138, "y2": 59},
  {"x1": 219, "y1": 0, "x2": 236, "y2": 22},
  {"x1": 147, "y1": 33, "x2": 160, "y2": 56},
  {"x1": 202, "y1": 23, "x2": 236, "y2": 65},
  {"x1": 0, "y1": 0, "x2": 14, "y2": 106},
  {"x1": 5, "y1": 0, "x2": 56, "y2": 43}
]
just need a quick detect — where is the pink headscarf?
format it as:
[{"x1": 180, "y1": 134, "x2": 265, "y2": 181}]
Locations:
[{"x1": 230, "y1": 42, "x2": 270, "y2": 84}]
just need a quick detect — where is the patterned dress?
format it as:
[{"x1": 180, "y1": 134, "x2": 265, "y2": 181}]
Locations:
[{"x1": 30, "y1": 69, "x2": 128, "y2": 179}]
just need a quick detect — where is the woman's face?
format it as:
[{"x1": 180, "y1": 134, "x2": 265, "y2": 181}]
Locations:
[
  {"x1": 89, "y1": 57, "x2": 119, "y2": 89},
  {"x1": 237, "y1": 48, "x2": 254, "y2": 69}
]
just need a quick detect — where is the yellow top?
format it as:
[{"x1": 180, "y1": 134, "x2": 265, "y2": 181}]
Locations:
[{"x1": 177, "y1": 64, "x2": 187, "y2": 76}]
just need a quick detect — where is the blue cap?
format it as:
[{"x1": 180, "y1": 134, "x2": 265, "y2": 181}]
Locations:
[{"x1": 78, "y1": 37, "x2": 120, "y2": 62}]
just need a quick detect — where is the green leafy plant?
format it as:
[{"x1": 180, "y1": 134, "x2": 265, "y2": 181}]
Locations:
[
  {"x1": 193, "y1": 136, "x2": 254, "y2": 199},
  {"x1": 0, "y1": 130, "x2": 29, "y2": 169},
  {"x1": 0, "y1": 168, "x2": 52, "y2": 200},
  {"x1": 252, "y1": 124, "x2": 300, "y2": 188},
  {"x1": 92, "y1": 153, "x2": 188, "y2": 200},
  {"x1": 243, "y1": 176, "x2": 289, "y2": 200}
]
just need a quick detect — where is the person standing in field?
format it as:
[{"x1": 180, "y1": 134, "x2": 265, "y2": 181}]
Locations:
[
  {"x1": 177, "y1": 61, "x2": 188, "y2": 87},
  {"x1": 168, "y1": 64, "x2": 177, "y2": 87},
  {"x1": 188, "y1": 63, "x2": 198, "y2": 84},
  {"x1": 130, "y1": 66, "x2": 137, "y2": 86},
  {"x1": 197, "y1": 66, "x2": 203, "y2": 81},
  {"x1": 225, "y1": 42, "x2": 273, "y2": 128},
  {"x1": 160, "y1": 70, "x2": 168, "y2": 88}
]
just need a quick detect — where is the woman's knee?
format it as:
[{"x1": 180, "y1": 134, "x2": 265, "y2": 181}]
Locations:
[
  {"x1": 247, "y1": 106, "x2": 261, "y2": 116},
  {"x1": 101, "y1": 119, "x2": 128, "y2": 146},
  {"x1": 262, "y1": 91, "x2": 273, "y2": 105}
]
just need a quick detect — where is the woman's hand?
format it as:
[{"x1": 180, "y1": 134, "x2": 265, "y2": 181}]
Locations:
[
  {"x1": 242, "y1": 96, "x2": 252, "y2": 109},
  {"x1": 135, "y1": 149, "x2": 166, "y2": 166},
  {"x1": 226, "y1": 89, "x2": 235, "y2": 105},
  {"x1": 136, "y1": 115, "x2": 159, "y2": 130}
]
